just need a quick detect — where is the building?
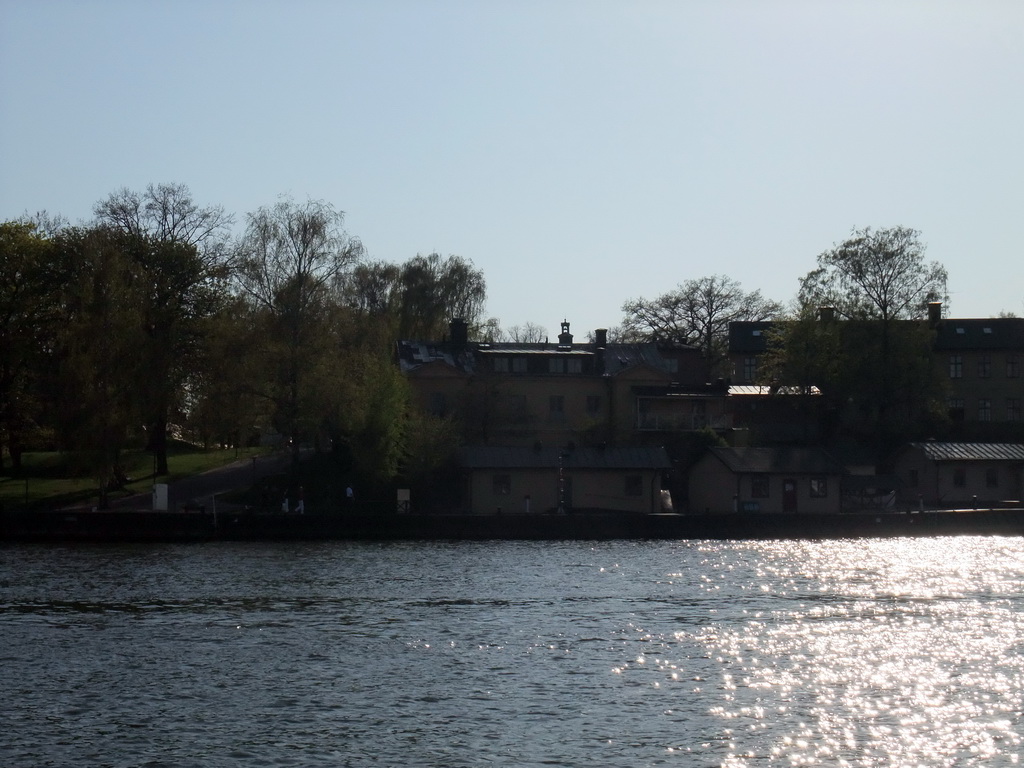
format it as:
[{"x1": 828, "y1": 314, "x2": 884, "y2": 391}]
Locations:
[
  {"x1": 933, "y1": 312, "x2": 1024, "y2": 438},
  {"x1": 458, "y1": 444, "x2": 671, "y2": 515},
  {"x1": 891, "y1": 442, "x2": 1024, "y2": 509},
  {"x1": 727, "y1": 305, "x2": 1024, "y2": 439},
  {"x1": 688, "y1": 446, "x2": 845, "y2": 515},
  {"x1": 397, "y1": 320, "x2": 730, "y2": 449}
]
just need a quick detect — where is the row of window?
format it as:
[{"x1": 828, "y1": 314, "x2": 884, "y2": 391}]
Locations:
[
  {"x1": 908, "y1": 467, "x2": 1001, "y2": 488},
  {"x1": 948, "y1": 398, "x2": 1022, "y2": 422},
  {"x1": 750, "y1": 477, "x2": 828, "y2": 498},
  {"x1": 745, "y1": 355, "x2": 1022, "y2": 383},
  {"x1": 949, "y1": 354, "x2": 1020, "y2": 379},
  {"x1": 490, "y1": 357, "x2": 584, "y2": 374},
  {"x1": 491, "y1": 474, "x2": 644, "y2": 496}
]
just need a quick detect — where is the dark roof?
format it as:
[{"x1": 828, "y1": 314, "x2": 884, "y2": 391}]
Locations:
[
  {"x1": 708, "y1": 446, "x2": 844, "y2": 475},
  {"x1": 458, "y1": 445, "x2": 672, "y2": 470},
  {"x1": 396, "y1": 338, "x2": 693, "y2": 377},
  {"x1": 906, "y1": 442, "x2": 1024, "y2": 462},
  {"x1": 727, "y1": 316, "x2": 1024, "y2": 356},
  {"x1": 932, "y1": 318, "x2": 1024, "y2": 351}
]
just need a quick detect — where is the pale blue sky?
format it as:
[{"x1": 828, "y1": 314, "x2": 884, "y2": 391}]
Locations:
[{"x1": 2, "y1": 0, "x2": 1022, "y2": 338}]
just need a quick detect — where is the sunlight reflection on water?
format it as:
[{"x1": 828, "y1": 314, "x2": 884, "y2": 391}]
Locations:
[{"x1": 2, "y1": 537, "x2": 1023, "y2": 766}]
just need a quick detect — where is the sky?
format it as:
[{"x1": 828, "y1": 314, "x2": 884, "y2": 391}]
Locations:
[{"x1": 2, "y1": 0, "x2": 1023, "y2": 339}]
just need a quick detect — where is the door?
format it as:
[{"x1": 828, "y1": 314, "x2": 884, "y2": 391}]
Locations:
[{"x1": 783, "y1": 478, "x2": 797, "y2": 512}]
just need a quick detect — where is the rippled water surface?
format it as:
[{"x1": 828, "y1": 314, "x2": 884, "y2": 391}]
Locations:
[{"x1": 3, "y1": 537, "x2": 1024, "y2": 766}]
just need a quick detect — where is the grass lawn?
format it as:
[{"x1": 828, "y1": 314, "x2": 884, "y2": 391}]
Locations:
[{"x1": 0, "y1": 444, "x2": 271, "y2": 511}]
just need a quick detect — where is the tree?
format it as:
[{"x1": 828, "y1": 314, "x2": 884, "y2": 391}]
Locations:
[
  {"x1": 621, "y1": 275, "x2": 782, "y2": 376},
  {"x1": 0, "y1": 221, "x2": 58, "y2": 471},
  {"x1": 48, "y1": 226, "x2": 147, "y2": 505},
  {"x1": 341, "y1": 252, "x2": 487, "y2": 341},
  {"x1": 394, "y1": 253, "x2": 487, "y2": 340},
  {"x1": 502, "y1": 322, "x2": 548, "y2": 344},
  {"x1": 798, "y1": 226, "x2": 947, "y2": 322},
  {"x1": 94, "y1": 182, "x2": 232, "y2": 251},
  {"x1": 95, "y1": 183, "x2": 232, "y2": 475},
  {"x1": 233, "y1": 197, "x2": 364, "y2": 473},
  {"x1": 770, "y1": 227, "x2": 949, "y2": 453}
]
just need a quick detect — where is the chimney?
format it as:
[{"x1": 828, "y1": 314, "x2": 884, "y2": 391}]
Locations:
[
  {"x1": 594, "y1": 328, "x2": 607, "y2": 374},
  {"x1": 818, "y1": 306, "x2": 835, "y2": 322},
  {"x1": 450, "y1": 317, "x2": 468, "y2": 347},
  {"x1": 557, "y1": 320, "x2": 573, "y2": 348},
  {"x1": 927, "y1": 302, "x2": 942, "y2": 328}
]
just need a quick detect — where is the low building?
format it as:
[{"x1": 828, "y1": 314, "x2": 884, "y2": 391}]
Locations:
[
  {"x1": 688, "y1": 446, "x2": 844, "y2": 514},
  {"x1": 891, "y1": 442, "x2": 1024, "y2": 509},
  {"x1": 457, "y1": 444, "x2": 671, "y2": 515}
]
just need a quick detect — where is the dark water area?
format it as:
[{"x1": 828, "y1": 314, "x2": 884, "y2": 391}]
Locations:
[{"x1": 3, "y1": 538, "x2": 1023, "y2": 766}]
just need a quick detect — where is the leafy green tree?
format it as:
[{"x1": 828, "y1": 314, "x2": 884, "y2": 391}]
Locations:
[
  {"x1": 49, "y1": 226, "x2": 147, "y2": 505},
  {"x1": 0, "y1": 221, "x2": 58, "y2": 471},
  {"x1": 95, "y1": 183, "x2": 232, "y2": 474},
  {"x1": 343, "y1": 252, "x2": 487, "y2": 341},
  {"x1": 621, "y1": 275, "x2": 782, "y2": 376},
  {"x1": 770, "y1": 227, "x2": 949, "y2": 453}
]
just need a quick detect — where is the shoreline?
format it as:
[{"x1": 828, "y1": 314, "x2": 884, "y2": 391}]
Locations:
[{"x1": 4, "y1": 507, "x2": 1024, "y2": 543}]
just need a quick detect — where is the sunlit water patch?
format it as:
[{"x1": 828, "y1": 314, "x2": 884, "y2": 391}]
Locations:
[{"x1": 2, "y1": 538, "x2": 1022, "y2": 766}]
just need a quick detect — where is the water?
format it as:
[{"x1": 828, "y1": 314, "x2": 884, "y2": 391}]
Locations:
[{"x1": 2, "y1": 538, "x2": 1023, "y2": 767}]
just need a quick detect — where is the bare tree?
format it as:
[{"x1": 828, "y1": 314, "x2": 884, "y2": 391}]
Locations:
[
  {"x1": 798, "y1": 226, "x2": 947, "y2": 321},
  {"x1": 503, "y1": 322, "x2": 548, "y2": 344},
  {"x1": 621, "y1": 275, "x2": 782, "y2": 374},
  {"x1": 94, "y1": 182, "x2": 232, "y2": 252}
]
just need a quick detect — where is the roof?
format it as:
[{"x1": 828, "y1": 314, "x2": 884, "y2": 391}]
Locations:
[
  {"x1": 932, "y1": 318, "x2": 1024, "y2": 351},
  {"x1": 729, "y1": 385, "x2": 821, "y2": 396},
  {"x1": 905, "y1": 442, "x2": 1024, "y2": 462},
  {"x1": 707, "y1": 446, "x2": 844, "y2": 475},
  {"x1": 396, "y1": 338, "x2": 694, "y2": 377},
  {"x1": 458, "y1": 444, "x2": 672, "y2": 470}
]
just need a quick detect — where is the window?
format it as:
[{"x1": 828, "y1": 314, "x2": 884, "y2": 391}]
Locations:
[
  {"x1": 664, "y1": 358, "x2": 679, "y2": 374},
  {"x1": 809, "y1": 477, "x2": 828, "y2": 498},
  {"x1": 624, "y1": 474, "x2": 643, "y2": 497},
  {"x1": 492, "y1": 474, "x2": 511, "y2": 495},
  {"x1": 978, "y1": 355, "x2": 991, "y2": 378},
  {"x1": 1008, "y1": 398, "x2": 1022, "y2": 422},
  {"x1": 548, "y1": 395, "x2": 565, "y2": 421},
  {"x1": 1008, "y1": 356, "x2": 1020, "y2": 379},
  {"x1": 979, "y1": 398, "x2": 992, "y2": 422},
  {"x1": 586, "y1": 395, "x2": 602, "y2": 416},
  {"x1": 751, "y1": 476, "x2": 770, "y2": 498},
  {"x1": 949, "y1": 355, "x2": 963, "y2": 378},
  {"x1": 986, "y1": 468, "x2": 999, "y2": 489},
  {"x1": 743, "y1": 357, "x2": 758, "y2": 382},
  {"x1": 909, "y1": 469, "x2": 919, "y2": 488},
  {"x1": 548, "y1": 357, "x2": 583, "y2": 374},
  {"x1": 953, "y1": 467, "x2": 966, "y2": 487},
  {"x1": 493, "y1": 357, "x2": 510, "y2": 373},
  {"x1": 429, "y1": 392, "x2": 447, "y2": 417},
  {"x1": 948, "y1": 398, "x2": 965, "y2": 422},
  {"x1": 508, "y1": 394, "x2": 528, "y2": 424},
  {"x1": 512, "y1": 356, "x2": 527, "y2": 373}
]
